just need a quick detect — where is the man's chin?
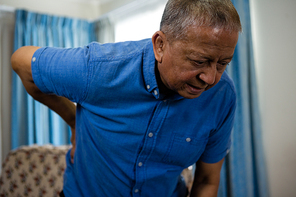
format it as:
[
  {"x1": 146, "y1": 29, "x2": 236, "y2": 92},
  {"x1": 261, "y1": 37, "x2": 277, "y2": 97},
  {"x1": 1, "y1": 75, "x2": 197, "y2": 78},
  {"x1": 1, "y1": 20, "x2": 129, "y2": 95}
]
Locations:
[{"x1": 178, "y1": 91, "x2": 203, "y2": 99}]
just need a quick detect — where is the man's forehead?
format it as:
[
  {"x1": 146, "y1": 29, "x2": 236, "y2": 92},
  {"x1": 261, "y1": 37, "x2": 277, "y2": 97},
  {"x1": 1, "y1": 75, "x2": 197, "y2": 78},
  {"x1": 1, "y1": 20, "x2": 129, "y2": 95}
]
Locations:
[
  {"x1": 173, "y1": 25, "x2": 238, "y2": 43},
  {"x1": 187, "y1": 50, "x2": 234, "y2": 61}
]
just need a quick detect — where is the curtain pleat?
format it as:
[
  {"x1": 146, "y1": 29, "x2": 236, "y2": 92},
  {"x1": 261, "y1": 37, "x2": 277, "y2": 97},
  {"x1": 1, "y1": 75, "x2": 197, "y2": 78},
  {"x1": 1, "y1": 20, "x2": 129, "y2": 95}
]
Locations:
[
  {"x1": 217, "y1": 0, "x2": 269, "y2": 196},
  {"x1": 11, "y1": 10, "x2": 97, "y2": 148}
]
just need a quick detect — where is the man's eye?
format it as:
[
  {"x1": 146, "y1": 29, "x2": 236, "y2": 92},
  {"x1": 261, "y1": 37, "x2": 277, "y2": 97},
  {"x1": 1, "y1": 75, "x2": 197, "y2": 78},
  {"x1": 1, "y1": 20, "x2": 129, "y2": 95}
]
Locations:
[
  {"x1": 194, "y1": 61, "x2": 206, "y2": 66},
  {"x1": 218, "y1": 62, "x2": 229, "y2": 67}
]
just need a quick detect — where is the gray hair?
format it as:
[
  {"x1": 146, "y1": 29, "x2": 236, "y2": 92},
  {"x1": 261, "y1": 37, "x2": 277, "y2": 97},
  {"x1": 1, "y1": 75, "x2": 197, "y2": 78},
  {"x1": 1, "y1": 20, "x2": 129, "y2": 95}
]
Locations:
[{"x1": 160, "y1": 0, "x2": 242, "y2": 41}]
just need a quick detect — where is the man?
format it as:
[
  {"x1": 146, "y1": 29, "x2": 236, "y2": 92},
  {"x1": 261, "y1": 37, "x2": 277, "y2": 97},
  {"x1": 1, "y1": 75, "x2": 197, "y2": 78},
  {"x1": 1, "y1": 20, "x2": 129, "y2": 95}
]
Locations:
[{"x1": 11, "y1": 0, "x2": 241, "y2": 196}]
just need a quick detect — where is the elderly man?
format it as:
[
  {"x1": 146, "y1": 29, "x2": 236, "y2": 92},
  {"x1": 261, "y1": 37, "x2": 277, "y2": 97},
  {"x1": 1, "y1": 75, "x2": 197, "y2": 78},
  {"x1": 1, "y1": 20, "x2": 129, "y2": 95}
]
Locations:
[{"x1": 11, "y1": 0, "x2": 241, "y2": 196}]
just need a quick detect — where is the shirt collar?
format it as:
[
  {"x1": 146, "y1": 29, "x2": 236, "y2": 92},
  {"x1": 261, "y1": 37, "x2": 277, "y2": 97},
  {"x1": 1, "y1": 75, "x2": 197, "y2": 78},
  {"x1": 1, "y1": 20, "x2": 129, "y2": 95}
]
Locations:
[{"x1": 143, "y1": 39, "x2": 159, "y2": 99}]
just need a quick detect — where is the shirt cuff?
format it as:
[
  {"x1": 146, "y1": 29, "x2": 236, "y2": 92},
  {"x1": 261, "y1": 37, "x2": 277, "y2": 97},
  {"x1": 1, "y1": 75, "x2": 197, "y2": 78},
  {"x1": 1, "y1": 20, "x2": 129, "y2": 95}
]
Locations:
[{"x1": 31, "y1": 47, "x2": 50, "y2": 93}]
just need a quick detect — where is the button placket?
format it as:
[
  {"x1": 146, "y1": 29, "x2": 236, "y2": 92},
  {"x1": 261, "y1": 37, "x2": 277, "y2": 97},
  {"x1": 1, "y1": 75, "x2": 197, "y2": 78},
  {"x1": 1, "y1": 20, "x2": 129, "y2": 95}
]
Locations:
[{"x1": 133, "y1": 101, "x2": 169, "y2": 195}]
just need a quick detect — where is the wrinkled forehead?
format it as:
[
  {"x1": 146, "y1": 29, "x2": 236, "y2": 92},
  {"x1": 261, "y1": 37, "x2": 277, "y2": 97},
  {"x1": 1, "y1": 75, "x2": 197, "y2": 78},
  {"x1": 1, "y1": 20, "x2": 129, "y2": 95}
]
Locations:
[
  {"x1": 169, "y1": 26, "x2": 239, "y2": 47},
  {"x1": 166, "y1": 24, "x2": 239, "y2": 46}
]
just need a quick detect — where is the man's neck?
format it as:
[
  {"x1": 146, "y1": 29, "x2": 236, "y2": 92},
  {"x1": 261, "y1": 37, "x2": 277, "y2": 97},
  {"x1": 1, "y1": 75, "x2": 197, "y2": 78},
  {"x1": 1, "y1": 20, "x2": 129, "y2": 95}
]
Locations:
[{"x1": 155, "y1": 61, "x2": 176, "y2": 98}]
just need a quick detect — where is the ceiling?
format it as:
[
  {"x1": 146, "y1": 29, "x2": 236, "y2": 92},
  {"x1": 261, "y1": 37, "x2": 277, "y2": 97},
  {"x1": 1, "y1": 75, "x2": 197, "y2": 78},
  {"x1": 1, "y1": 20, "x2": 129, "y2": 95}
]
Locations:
[{"x1": 0, "y1": 0, "x2": 136, "y2": 20}]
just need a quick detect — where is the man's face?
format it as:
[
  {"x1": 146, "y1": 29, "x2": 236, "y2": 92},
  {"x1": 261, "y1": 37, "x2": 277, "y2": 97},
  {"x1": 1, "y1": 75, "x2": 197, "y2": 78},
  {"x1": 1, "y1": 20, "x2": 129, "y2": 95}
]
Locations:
[{"x1": 154, "y1": 26, "x2": 239, "y2": 99}]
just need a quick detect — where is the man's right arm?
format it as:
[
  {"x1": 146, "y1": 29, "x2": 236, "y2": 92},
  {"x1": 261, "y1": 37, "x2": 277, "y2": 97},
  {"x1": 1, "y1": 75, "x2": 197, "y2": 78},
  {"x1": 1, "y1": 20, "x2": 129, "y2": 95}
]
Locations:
[{"x1": 11, "y1": 46, "x2": 76, "y2": 162}]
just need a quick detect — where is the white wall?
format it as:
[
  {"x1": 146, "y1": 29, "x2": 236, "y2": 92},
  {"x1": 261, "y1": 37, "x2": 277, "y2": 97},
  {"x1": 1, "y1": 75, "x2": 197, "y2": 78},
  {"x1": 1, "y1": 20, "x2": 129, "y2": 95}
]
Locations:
[
  {"x1": 0, "y1": 6, "x2": 14, "y2": 169},
  {"x1": 0, "y1": 0, "x2": 135, "y2": 20},
  {"x1": 250, "y1": 0, "x2": 296, "y2": 196}
]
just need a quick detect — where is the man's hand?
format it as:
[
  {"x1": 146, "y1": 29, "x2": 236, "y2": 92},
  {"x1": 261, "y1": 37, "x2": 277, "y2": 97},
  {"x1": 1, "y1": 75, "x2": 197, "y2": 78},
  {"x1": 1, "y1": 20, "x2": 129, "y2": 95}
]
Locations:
[
  {"x1": 70, "y1": 127, "x2": 76, "y2": 164},
  {"x1": 190, "y1": 159, "x2": 224, "y2": 197}
]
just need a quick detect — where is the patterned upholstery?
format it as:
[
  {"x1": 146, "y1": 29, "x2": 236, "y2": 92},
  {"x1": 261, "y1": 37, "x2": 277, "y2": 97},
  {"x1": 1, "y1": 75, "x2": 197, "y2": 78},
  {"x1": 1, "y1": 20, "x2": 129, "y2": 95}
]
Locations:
[{"x1": 0, "y1": 145, "x2": 71, "y2": 197}]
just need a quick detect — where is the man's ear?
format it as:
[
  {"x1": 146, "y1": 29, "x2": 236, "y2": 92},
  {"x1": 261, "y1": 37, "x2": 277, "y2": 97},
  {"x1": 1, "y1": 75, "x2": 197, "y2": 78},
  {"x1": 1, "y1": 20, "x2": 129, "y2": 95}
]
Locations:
[{"x1": 152, "y1": 31, "x2": 166, "y2": 63}]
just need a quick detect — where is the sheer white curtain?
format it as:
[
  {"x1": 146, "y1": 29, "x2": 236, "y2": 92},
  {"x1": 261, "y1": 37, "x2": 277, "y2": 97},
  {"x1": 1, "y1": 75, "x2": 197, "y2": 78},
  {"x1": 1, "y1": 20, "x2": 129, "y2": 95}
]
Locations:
[
  {"x1": 0, "y1": 6, "x2": 15, "y2": 167},
  {"x1": 113, "y1": 0, "x2": 166, "y2": 42}
]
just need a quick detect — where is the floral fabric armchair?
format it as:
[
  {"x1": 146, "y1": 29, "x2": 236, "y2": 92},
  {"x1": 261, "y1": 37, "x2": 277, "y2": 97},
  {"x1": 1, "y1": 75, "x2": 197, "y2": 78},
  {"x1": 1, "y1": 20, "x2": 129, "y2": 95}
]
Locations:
[{"x1": 0, "y1": 145, "x2": 70, "y2": 197}]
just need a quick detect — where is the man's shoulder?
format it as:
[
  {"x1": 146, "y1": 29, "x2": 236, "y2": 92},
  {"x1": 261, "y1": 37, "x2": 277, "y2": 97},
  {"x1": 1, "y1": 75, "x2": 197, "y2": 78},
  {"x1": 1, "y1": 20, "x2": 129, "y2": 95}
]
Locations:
[{"x1": 87, "y1": 38, "x2": 152, "y2": 60}]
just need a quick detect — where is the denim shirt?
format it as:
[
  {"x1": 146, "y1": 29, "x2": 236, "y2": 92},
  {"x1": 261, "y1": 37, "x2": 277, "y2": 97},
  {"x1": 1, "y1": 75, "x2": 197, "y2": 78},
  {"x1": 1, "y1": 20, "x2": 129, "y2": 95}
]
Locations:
[{"x1": 31, "y1": 39, "x2": 236, "y2": 197}]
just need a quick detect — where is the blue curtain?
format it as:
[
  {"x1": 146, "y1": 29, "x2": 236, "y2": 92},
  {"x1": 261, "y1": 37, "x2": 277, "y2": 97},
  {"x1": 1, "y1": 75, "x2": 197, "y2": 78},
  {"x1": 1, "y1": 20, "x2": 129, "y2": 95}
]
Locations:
[
  {"x1": 218, "y1": 0, "x2": 269, "y2": 197},
  {"x1": 11, "y1": 10, "x2": 97, "y2": 148}
]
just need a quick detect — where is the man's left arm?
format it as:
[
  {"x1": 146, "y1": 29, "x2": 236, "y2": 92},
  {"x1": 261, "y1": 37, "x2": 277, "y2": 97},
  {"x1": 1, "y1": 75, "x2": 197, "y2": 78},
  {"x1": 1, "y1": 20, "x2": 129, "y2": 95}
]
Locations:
[{"x1": 189, "y1": 158, "x2": 224, "y2": 197}]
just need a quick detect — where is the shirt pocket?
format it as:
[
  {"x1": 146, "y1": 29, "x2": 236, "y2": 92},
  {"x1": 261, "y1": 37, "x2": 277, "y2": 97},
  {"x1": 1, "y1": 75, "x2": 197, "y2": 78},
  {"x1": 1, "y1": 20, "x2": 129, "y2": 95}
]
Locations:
[{"x1": 162, "y1": 133, "x2": 208, "y2": 168}]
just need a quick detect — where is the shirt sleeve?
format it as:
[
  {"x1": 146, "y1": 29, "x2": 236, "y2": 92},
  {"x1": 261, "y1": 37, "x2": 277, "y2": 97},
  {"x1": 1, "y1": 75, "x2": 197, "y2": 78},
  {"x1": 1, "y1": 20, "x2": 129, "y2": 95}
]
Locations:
[
  {"x1": 199, "y1": 92, "x2": 236, "y2": 164},
  {"x1": 31, "y1": 46, "x2": 91, "y2": 103}
]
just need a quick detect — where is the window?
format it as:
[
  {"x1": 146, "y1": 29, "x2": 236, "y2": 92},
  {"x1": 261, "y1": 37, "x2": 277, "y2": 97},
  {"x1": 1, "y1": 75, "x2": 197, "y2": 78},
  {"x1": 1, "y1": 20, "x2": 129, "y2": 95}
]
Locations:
[{"x1": 114, "y1": 2, "x2": 166, "y2": 42}]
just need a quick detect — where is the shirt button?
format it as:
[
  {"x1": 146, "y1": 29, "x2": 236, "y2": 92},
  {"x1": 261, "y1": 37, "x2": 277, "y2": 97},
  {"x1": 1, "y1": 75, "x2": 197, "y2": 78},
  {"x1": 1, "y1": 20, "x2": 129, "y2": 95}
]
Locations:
[
  {"x1": 148, "y1": 132, "x2": 153, "y2": 138},
  {"x1": 154, "y1": 90, "x2": 158, "y2": 95},
  {"x1": 163, "y1": 100, "x2": 167, "y2": 102},
  {"x1": 134, "y1": 189, "x2": 139, "y2": 193},
  {"x1": 32, "y1": 57, "x2": 36, "y2": 62},
  {"x1": 138, "y1": 162, "x2": 143, "y2": 167},
  {"x1": 186, "y1": 138, "x2": 191, "y2": 142},
  {"x1": 147, "y1": 85, "x2": 150, "y2": 90}
]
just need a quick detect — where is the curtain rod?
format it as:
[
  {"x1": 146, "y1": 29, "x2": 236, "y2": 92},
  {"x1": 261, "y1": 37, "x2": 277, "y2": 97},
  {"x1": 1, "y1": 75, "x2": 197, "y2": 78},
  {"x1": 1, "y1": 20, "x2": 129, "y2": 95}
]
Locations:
[{"x1": 0, "y1": 5, "x2": 15, "y2": 12}]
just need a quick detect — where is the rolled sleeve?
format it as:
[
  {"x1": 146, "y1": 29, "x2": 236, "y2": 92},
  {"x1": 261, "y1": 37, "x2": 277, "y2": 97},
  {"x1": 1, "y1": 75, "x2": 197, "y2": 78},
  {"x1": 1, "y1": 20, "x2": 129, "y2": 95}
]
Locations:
[
  {"x1": 199, "y1": 94, "x2": 236, "y2": 164},
  {"x1": 31, "y1": 47, "x2": 50, "y2": 93},
  {"x1": 31, "y1": 46, "x2": 91, "y2": 103}
]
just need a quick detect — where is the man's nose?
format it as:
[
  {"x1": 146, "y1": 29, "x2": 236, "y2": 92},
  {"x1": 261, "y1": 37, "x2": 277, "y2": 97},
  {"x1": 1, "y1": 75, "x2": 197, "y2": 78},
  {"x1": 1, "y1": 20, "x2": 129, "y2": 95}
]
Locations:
[{"x1": 198, "y1": 63, "x2": 217, "y2": 85}]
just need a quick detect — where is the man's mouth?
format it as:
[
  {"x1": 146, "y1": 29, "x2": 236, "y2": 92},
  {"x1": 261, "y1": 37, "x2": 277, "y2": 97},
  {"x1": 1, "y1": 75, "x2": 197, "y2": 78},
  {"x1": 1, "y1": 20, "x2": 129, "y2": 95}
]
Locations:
[{"x1": 185, "y1": 83, "x2": 205, "y2": 94}]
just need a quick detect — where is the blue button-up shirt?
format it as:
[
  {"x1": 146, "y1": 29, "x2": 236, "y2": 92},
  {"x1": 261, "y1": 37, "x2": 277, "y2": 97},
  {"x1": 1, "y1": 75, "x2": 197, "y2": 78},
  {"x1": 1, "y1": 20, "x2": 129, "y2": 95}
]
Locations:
[{"x1": 32, "y1": 39, "x2": 236, "y2": 197}]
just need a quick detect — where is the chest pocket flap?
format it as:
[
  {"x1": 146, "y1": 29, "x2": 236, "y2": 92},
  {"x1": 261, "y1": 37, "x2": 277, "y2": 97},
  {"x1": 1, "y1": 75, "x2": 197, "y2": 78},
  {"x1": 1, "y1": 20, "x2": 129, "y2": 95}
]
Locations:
[{"x1": 162, "y1": 133, "x2": 208, "y2": 168}]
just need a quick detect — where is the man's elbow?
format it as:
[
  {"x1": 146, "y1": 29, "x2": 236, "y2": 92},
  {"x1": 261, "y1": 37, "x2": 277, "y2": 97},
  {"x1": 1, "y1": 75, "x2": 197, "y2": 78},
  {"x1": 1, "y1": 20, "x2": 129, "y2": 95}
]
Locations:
[
  {"x1": 11, "y1": 46, "x2": 40, "y2": 73},
  {"x1": 11, "y1": 48, "x2": 22, "y2": 73},
  {"x1": 11, "y1": 46, "x2": 43, "y2": 97}
]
